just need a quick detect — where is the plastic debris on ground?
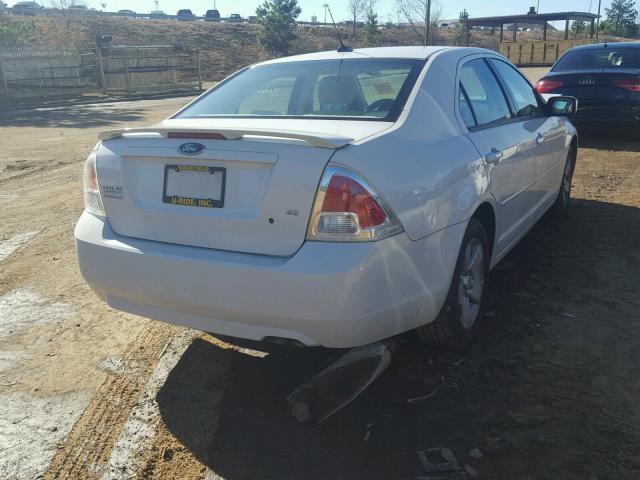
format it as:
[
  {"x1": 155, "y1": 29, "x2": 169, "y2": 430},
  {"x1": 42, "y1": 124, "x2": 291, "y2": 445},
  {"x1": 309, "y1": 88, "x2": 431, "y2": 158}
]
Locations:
[
  {"x1": 416, "y1": 447, "x2": 460, "y2": 474},
  {"x1": 286, "y1": 341, "x2": 392, "y2": 423}
]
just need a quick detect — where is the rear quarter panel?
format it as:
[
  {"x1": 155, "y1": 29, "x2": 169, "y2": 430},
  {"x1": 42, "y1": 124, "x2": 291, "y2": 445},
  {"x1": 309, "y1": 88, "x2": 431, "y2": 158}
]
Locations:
[{"x1": 332, "y1": 49, "x2": 495, "y2": 243}]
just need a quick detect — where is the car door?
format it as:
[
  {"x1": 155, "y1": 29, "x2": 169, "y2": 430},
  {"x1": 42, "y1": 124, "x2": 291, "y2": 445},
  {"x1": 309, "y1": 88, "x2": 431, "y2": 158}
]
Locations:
[
  {"x1": 489, "y1": 58, "x2": 567, "y2": 211},
  {"x1": 458, "y1": 57, "x2": 537, "y2": 256}
]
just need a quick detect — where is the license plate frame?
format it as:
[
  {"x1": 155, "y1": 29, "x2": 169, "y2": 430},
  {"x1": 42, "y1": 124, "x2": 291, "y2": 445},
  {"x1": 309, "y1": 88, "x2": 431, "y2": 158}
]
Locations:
[{"x1": 162, "y1": 164, "x2": 226, "y2": 208}]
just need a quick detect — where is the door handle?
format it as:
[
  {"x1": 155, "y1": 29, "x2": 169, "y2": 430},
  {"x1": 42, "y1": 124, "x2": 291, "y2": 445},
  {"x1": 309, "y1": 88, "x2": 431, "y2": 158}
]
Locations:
[
  {"x1": 485, "y1": 148, "x2": 503, "y2": 164},
  {"x1": 536, "y1": 133, "x2": 545, "y2": 146}
]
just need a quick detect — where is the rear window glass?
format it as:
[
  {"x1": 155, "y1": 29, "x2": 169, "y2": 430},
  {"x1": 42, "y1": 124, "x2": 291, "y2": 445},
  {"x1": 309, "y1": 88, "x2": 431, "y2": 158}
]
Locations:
[
  {"x1": 553, "y1": 48, "x2": 640, "y2": 70},
  {"x1": 175, "y1": 59, "x2": 424, "y2": 122}
]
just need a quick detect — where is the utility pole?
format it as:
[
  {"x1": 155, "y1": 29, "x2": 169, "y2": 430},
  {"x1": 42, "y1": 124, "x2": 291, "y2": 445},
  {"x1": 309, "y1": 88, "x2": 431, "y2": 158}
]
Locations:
[
  {"x1": 424, "y1": 0, "x2": 431, "y2": 45},
  {"x1": 536, "y1": 0, "x2": 540, "y2": 13},
  {"x1": 323, "y1": 3, "x2": 328, "y2": 28},
  {"x1": 595, "y1": 0, "x2": 601, "y2": 39}
]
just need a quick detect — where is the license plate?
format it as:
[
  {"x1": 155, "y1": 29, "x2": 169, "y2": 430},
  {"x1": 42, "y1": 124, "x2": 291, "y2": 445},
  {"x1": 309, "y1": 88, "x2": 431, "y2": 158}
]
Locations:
[{"x1": 162, "y1": 164, "x2": 226, "y2": 208}]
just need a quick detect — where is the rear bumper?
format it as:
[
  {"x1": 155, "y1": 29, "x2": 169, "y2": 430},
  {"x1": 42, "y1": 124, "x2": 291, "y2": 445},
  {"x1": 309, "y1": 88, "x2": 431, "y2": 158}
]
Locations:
[
  {"x1": 75, "y1": 212, "x2": 463, "y2": 348},
  {"x1": 572, "y1": 103, "x2": 640, "y2": 125}
]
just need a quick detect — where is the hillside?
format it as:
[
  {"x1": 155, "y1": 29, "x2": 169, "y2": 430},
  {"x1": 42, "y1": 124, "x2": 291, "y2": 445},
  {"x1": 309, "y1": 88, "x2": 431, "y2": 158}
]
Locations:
[
  {"x1": 2, "y1": 14, "x2": 628, "y2": 84},
  {"x1": 1, "y1": 14, "x2": 482, "y2": 81}
]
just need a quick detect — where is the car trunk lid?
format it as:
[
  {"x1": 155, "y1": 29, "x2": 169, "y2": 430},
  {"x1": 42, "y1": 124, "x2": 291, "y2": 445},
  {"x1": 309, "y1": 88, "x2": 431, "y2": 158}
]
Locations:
[
  {"x1": 95, "y1": 120, "x2": 392, "y2": 257},
  {"x1": 544, "y1": 69, "x2": 640, "y2": 103}
]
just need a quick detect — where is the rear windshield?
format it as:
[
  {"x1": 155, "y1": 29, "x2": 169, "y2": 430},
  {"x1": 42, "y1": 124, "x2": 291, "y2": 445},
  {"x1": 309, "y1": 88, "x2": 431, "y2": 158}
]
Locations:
[
  {"x1": 175, "y1": 58, "x2": 424, "y2": 122},
  {"x1": 553, "y1": 47, "x2": 640, "y2": 70}
]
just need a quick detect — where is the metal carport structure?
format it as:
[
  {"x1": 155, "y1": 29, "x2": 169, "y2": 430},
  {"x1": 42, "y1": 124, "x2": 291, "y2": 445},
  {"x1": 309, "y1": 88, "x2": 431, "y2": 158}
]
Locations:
[{"x1": 463, "y1": 11, "x2": 599, "y2": 43}]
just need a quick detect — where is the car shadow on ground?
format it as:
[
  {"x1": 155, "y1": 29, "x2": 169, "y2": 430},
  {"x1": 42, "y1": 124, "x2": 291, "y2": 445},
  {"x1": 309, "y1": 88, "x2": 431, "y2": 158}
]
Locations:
[
  {"x1": 156, "y1": 198, "x2": 640, "y2": 480},
  {"x1": 0, "y1": 104, "x2": 148, "y2": 128},
  {"x1": 578, "y1": 129, "x2": 640, "y2": 152}
]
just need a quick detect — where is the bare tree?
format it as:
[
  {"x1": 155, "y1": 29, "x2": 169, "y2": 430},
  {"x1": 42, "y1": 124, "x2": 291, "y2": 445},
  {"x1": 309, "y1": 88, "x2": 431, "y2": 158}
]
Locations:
[
  {"x1": 396, "y1": 0, "x2": 442, "y2": 45},
  {"x1": 348, "y1": 0, "x2": 367, "y2": 38}
]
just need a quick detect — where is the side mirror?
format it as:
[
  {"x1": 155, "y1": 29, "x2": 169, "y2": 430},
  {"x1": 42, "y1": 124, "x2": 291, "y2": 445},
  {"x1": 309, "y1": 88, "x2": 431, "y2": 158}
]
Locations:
[{"x1": 546, "y1": 96, "x2": 578, "y2": 116}]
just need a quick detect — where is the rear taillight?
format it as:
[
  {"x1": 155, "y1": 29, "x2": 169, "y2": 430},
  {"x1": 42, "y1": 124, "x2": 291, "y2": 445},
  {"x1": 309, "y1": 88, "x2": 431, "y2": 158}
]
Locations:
[
  {"x1": 613, "y1": 78, "x2": 640, "y2": 93},
  {"x1": 535, "y1": 79, "x2": 563, "y2": 94},
  {"x1": 307, "y1": 165, "x2": 402, "y2": 242},
  {"x1": 83, "y1": 150, "x2": 106, "y2": 217}
]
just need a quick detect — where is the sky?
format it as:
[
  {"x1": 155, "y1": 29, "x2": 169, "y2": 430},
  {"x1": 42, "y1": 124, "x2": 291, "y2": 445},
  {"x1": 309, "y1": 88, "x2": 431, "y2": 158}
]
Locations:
[{"x1": 36, "y1": 0, "x2": 625, "y2": 25}]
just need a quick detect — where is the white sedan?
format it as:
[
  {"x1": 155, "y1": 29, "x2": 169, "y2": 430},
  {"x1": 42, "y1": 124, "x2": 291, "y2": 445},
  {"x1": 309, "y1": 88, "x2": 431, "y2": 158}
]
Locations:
[{"x1": 75, "y1": 46, "x2": 578, "y2": 349}]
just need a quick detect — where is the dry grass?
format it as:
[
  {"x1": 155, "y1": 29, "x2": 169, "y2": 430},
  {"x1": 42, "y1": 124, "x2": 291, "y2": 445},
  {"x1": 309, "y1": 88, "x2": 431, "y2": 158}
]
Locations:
[
  {"x1": 5, "y1": 14, "x2": 633, "y2": 83},
  {"x1": 4, "y1": 14, "x2": 492, "y2": 82}
]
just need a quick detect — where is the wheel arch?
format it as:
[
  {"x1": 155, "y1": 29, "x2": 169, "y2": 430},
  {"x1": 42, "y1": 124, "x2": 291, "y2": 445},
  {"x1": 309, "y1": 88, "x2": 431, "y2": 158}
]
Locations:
[
  {"x1": 570, "y1": 135, "x2": 578, "y2": 163},
  {"x1": 471, "y1": 202, "x2": 496, "y2": 259}
]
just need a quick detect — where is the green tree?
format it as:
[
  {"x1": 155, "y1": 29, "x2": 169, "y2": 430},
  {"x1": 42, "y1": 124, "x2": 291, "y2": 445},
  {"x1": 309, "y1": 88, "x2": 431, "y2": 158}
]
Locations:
[
  {"x1": 600, "y1": 0, "x2": 638, "y2": 37},
  {"x1": 0, "y1": 17, "x2": 35, "y2": 46},
  {"x1": 570, "y1": 19, "x2": 586, "y2": 38},
  {"x1": 453, "y1": 9, "x2": 470, "y2": 46},
  {"x1": 256, "y1": 0, "x2": 301, "y2": 57},
  {"x1": 362, "y1": 9, "x2": 378, "y2": 44}
]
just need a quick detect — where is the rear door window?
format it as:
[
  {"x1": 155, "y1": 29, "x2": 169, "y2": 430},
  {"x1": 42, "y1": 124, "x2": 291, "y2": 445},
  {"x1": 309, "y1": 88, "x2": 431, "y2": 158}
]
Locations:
[
  {"x1": 459, "y1": 59, "x2": 511, "y2": 127},
  {"x1": 459, "y1": 88, "x2": 476, "y2": 128},
  {"x1": 490, "y1": 59, "x2": 541, "y2": 117}
]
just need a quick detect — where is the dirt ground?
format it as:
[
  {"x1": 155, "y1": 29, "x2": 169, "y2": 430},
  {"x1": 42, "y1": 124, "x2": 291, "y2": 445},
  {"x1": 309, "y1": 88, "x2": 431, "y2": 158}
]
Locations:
[{"x1": 1, "y1": 67, "x2": 640, "y2": 480}]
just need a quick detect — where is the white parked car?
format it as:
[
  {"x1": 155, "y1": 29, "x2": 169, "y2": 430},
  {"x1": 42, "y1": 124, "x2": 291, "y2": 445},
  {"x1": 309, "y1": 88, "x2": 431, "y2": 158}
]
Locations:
[{"x1": 75, "y1": 47, "x2": 578, "y2": 349}]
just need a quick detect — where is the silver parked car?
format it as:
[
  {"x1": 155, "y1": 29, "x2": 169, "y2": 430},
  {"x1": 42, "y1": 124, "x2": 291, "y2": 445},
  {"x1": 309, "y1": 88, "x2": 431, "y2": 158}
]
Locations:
[{"x1": 75, "y1": 47, "x2": 578, "y2": 349}]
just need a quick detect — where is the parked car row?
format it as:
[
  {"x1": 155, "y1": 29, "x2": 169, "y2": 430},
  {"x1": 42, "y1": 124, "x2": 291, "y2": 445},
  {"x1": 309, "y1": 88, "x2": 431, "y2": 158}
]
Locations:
[
  {"x1": 173, "y1": 9, "x2": 244, "y2": 21},
  {"x1": 7, "y1": 2, "x2": 249, "y2": 21}
]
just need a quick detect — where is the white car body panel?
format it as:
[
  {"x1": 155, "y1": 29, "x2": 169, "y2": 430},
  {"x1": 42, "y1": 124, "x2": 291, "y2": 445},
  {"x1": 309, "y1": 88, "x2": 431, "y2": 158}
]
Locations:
[
  {"x1": 96, "y1": 137, "x2": 335, "y2": 256},
  {"x1": 76, "y1": 211, "x2": 464, "y2": 347},
  {"x1": 158, "y1": 118, "x2": 394, "y2": 144},
  {"x1": 75, "y1": 46, "x2": 577, "y2": 347}
]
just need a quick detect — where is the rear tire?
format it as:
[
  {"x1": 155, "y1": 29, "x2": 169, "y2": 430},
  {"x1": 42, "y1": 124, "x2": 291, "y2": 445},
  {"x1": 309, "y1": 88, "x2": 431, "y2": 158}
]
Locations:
[
  {"x1": 416, "y1": 218, "x2": 490, "y2": 350},
  {"x1": 550, "y1": 148, "x2": 575, "y2": 217}
]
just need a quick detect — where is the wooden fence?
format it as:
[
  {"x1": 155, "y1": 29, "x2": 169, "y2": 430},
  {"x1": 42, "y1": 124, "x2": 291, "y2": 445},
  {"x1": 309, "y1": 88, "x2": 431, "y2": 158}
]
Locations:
[
  {"x1": 97, "y1": 46, "x2": 201, "y2": 94},
  {"x1": 0, "y1": 46, "x2": 95, "y2": 94},
  {"x1": 499, "y1": 39, "x2": 593, "y2": 66},
  {"x1": 0, "y1": 45, "x2": 202, "y2": 98}
]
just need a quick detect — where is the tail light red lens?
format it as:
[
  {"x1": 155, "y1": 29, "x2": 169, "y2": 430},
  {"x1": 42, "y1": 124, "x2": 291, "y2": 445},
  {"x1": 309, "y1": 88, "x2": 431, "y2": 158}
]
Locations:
[
  {"x1": 613, "y1": 78, "x2": 640, "y2": 93},
  {"x1": 307, "y1": 165, "x2": 402, "y2": 242},
  {"x1": 535, "y1": 79, "x2": 563, "y2": 93},
  {"x1": 83, "y1": 151, "x2": 106, "y2": 217},
  {"x1": 321, "y1": 174, "x2": 387, "y2": 228},
  {"x1": 85, "y1": 157, "x2": 99, "y2": 191}
]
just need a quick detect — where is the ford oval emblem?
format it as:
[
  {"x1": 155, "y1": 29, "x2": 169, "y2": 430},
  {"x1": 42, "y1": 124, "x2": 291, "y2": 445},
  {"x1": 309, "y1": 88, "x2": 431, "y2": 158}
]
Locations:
[{"x1": 178, "y1": 142, "x2": 206, "y2": 155}]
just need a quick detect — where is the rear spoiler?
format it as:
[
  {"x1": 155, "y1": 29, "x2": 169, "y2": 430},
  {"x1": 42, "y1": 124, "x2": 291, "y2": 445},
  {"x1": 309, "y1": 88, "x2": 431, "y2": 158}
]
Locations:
[{"x1": 98, "y1": 126, "x2": 353, "y2": 149}]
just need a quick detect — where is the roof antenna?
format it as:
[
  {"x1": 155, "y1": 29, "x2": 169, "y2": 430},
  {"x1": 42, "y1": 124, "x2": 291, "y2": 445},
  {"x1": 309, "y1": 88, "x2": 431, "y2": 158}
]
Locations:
[{"x1": 326, "y1": 6, "x2": 353, "y2": 52}]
